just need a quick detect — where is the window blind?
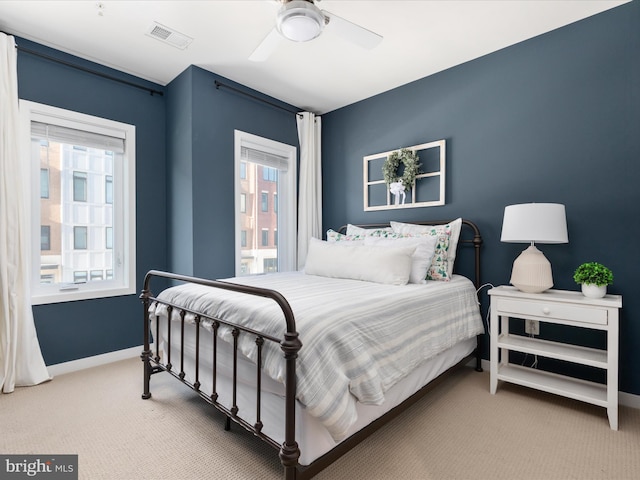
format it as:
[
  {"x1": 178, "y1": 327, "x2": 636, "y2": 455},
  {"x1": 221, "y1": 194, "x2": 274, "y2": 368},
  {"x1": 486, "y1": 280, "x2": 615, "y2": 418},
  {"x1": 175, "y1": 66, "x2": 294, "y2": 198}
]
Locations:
[
  {"x1": 31, "y1": 121, "x2": 125, "y2": 154},
  {"x1": 241, "y1": 145, "x2": 288, "y2": 171}
]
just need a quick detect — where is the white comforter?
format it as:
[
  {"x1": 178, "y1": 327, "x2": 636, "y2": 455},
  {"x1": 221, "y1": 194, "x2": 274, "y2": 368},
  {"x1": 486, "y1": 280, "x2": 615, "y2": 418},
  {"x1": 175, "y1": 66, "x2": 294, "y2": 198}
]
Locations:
[{"x1": 149, "y1": 272, "x2": 484, "y2": 440}]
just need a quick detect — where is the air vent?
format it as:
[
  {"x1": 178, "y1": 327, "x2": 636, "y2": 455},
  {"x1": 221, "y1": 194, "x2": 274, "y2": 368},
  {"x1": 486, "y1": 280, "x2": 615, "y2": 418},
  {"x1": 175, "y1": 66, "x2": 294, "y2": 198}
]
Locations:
[{"x1": 146, "y1": 22, "x2": 193, "y2": 50}]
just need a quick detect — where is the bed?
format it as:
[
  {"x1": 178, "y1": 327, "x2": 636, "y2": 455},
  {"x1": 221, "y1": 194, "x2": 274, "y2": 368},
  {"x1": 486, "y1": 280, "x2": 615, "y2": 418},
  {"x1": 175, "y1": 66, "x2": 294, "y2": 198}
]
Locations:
[{"x1": 140, "y1": 218, "x2": 484, "y2": 479}]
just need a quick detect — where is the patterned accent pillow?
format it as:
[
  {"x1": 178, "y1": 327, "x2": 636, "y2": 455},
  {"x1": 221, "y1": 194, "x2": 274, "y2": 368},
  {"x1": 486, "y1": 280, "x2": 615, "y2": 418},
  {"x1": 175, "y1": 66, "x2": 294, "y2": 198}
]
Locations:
[
  {"x1": 377, "y1": 226, "x2": 453, "y2": 281},
  {"x1": 346, "y1": 224, "x2": 393, "y2": 236},
  {"x1": 326, "y1": 229, "x2": 365, "y2": 245},
  {"x1": 426, "y1": 227, "x2": 452, "y2": 281},
  {"x1": 390, "y1": 219, "x2": 462, "y2": 279}
]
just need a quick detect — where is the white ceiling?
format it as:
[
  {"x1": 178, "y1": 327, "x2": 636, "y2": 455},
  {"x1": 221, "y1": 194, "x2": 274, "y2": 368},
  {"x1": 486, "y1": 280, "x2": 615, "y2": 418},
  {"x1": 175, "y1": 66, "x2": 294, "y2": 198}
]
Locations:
[{"x1": 0, "y1": 0, "x2": 629, "y2": 114}]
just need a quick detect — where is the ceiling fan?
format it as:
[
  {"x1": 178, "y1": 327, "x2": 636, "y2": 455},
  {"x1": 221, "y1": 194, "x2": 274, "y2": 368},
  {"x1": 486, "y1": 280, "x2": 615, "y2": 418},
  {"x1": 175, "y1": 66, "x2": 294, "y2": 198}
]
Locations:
[{"x1": 249, "y1": 0, "x2": 383, "y2": 62}]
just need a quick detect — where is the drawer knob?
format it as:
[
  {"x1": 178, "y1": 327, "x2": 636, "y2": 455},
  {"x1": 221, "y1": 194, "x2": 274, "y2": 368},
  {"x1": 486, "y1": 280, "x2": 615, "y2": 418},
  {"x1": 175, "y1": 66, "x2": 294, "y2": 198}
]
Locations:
[{"x1": 542, "y1": 307, "x2": 551, "y2": 315}]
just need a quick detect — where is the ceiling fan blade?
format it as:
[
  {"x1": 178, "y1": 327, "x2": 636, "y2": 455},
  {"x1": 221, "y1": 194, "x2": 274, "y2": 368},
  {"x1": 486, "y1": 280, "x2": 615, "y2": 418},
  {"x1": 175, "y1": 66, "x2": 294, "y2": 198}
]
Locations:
[
  {"x1": 322, "y1": 10, "x2": 382, "y2": 50},
  {"x1": 249, "y1": 27, "x2": 282, "y2": 62}
]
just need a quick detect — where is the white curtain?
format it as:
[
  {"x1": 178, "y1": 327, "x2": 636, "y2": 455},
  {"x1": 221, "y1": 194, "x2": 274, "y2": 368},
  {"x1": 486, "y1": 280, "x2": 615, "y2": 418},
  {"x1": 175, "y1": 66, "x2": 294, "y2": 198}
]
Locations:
[
  {"x1": 0, "y1": 33, "x2": 51, "y2": 393},
  {"x1": 296, "y1": 112, "x2": 322, "y2": 270}
]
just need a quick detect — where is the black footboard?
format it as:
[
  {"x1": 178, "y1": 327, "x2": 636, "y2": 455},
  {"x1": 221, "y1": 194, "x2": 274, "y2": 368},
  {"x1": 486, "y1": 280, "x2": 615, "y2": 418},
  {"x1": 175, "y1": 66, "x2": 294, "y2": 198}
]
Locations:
[{"x1": 140, "y1": 270, "x2": 302, "y2": 480}]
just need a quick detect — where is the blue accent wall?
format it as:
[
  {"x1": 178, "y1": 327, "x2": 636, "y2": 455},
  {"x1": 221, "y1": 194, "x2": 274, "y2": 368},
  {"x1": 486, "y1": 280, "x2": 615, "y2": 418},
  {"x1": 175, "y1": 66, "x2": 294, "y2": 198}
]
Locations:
[
  {"x1": 166, "y1": 65, "x2": 299, "y2": 279},
  {"x1": 166, "y1": 67, "x2": 194, "y2": 275},
  {"x1": 322, "y1": 3, "x2": 640, "y2": 395},
  {"x1": 16, "y1": 38, "x2": 168, "y2": 365}
]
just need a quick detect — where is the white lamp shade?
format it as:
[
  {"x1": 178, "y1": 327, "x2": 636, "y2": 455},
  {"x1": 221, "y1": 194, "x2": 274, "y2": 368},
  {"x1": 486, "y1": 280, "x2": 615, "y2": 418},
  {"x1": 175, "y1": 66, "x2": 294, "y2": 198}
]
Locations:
[{"x1": 501, "y1": 203, "x2": 568, "y2": 244}]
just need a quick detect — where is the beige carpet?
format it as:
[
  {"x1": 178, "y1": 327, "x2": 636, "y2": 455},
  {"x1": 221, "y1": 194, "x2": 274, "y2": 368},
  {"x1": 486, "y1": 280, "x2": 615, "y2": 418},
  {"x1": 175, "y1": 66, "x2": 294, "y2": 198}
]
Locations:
[{"x1": 1, "y1": 357, "x2": 639, "y2": 480}]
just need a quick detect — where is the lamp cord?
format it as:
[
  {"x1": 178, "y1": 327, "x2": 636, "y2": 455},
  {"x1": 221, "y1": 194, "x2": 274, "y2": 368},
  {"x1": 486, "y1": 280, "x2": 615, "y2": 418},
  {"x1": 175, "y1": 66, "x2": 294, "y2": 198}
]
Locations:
[{"x1": 476, "y1": 283, "x2": 495, "y2": 336}]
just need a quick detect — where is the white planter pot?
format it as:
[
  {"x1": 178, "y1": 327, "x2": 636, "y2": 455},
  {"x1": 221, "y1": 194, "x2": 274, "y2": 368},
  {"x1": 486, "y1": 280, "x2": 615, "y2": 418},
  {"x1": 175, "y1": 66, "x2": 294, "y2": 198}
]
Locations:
[{"x1": 581, "y1": 283, "x2": 607, "y2": 299}]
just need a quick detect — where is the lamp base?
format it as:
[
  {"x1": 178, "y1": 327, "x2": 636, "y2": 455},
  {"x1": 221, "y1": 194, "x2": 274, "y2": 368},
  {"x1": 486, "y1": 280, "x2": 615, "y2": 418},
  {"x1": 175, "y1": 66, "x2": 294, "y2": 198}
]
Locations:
[{"x1": 510, "y1": 245, "x2": 554, "y2": 294}]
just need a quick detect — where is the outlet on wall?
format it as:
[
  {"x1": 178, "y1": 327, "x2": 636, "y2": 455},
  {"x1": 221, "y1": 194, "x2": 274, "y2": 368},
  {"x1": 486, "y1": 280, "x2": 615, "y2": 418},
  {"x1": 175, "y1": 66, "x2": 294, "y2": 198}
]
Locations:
[{"x1": 525, "y1": 319, "x2": 540, "y2": 335}]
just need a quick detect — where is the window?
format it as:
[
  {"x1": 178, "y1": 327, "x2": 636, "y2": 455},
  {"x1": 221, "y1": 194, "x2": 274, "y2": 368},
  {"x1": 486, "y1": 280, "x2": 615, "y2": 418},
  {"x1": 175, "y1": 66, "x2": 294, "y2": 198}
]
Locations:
[
  {"x1": 105, "y1": 175, "x2": 113, "y2": 204},
  {"x1": 41, "y1": 225, "x2": 51, "y2": 251},
  {"x1": 105, "y1": 227, "x2": 113, "y2": 249},
  {"x1": 263, "y1": 258, "x2": 278, "y2": 273},
  {"x1": 73, "y1": 226, "x2": 87, "y2": 250},
  {"x1": 274, "y1": 229, "x2": 278, "y2": 247},
  {"x1": 90, "y1": 270, "x2": 104, "y2": 281},
  {"x1": 22, "y1": 100, "x2": 136, "y2": 304},
  {"x1": 263, "y1": 166, "x2": 277, "y2": 182},
  {"x1": 234, "y1": 130, "x2": 296, "y2": 276},
  {"x1": 73, "y1": 271, "x2": 88, "y2": 283},
  {"x1": 40, "y1": 169, "x2": 49, "y2": 198},
  {"x1": 73, "y1": 171, "x2": 87, "y2": 202}
]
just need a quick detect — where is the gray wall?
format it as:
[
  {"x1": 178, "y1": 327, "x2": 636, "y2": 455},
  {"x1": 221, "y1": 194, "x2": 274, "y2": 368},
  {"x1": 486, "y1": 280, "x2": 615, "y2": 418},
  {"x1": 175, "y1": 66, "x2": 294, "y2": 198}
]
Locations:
[{"x1": 322, "y1": 3, "x2": 640, "y2": 394}]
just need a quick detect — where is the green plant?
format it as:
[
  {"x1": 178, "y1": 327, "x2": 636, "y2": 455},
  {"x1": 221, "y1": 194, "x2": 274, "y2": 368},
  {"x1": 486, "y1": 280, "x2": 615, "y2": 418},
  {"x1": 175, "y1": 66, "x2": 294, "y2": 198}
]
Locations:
[
  {"x1": 382, "y1": 148, "x2": 421, "y2": 188},
  {"x1": 573, "y1": 262, "x2": 613, "y2": 286}
]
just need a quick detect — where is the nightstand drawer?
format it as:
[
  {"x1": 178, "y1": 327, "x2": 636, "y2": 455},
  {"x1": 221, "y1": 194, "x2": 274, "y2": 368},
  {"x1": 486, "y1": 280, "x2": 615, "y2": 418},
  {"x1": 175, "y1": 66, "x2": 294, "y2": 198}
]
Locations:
[{"x1": 497, "y1": 298, "x2": 608, "y2": 325}]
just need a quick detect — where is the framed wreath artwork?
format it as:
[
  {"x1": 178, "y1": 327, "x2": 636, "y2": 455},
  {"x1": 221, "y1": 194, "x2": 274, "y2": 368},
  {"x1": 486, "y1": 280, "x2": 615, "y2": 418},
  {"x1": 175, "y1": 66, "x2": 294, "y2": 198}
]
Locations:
[{"x1": 363, "y1": 139, "x2": 446, "y2": 211}]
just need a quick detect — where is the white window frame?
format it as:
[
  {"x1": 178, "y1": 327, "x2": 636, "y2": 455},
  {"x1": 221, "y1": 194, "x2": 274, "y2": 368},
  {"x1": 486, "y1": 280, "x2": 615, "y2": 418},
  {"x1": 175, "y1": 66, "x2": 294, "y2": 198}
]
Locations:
[
  {"x1": 234, "y1": 130, "x2": 296, "y2": 275},
  {"x1": 21, "y1": 100, "x2": 136, "y2": 304}
]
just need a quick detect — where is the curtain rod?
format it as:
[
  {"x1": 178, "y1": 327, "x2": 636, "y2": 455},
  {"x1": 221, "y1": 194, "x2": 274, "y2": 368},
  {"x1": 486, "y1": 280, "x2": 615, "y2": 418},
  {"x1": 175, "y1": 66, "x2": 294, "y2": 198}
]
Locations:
[
  {"x1": 17, "y1": 44, "x2": 164, "y2": 97},
  {"x1": 214, "y1": 80, "x2": 302, "y2": 115}
]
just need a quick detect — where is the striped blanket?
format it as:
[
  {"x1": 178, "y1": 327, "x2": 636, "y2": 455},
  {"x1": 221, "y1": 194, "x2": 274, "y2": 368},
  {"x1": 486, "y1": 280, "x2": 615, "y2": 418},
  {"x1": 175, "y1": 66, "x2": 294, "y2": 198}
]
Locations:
[{"x1": 149, "y1": 272, "x2": 484, "y2": 440}]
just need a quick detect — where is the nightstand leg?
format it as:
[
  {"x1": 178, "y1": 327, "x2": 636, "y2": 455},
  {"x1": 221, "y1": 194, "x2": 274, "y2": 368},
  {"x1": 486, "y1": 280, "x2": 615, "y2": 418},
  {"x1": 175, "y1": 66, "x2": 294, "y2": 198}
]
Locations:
[
  {"x1": 490, "y1": 309, "x2": 499, "y2": 394},
  {"x1": 607, "y1": 407, "x2": 618, "y2": 431},
  {"x1": 607, "y1": 307, "x2": 619, "y2": 430}
]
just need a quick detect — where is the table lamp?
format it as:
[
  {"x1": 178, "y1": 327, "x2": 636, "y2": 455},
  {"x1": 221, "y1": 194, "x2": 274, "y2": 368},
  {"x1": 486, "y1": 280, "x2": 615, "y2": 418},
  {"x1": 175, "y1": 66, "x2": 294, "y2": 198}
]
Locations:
[{"x1": 500, "y1": 203, "x2": 568, "y2": 293}]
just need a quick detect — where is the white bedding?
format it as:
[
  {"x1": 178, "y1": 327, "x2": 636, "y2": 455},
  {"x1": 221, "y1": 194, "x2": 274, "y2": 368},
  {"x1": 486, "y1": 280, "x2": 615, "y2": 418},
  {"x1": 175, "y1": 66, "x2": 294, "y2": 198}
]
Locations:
[
  {"x1": 149, "y1": 272, "x2": 484, "y2": 442},
  {"x1": 153, "y1": 327, "x2": 476, "y2": 465}
]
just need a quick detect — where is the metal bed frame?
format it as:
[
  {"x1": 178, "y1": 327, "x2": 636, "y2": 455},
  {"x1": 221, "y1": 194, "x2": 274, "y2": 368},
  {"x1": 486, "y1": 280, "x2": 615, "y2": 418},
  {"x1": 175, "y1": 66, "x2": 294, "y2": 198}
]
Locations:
[{"x1": 140, "y1": 219, "x2": 483, "y2": 479}]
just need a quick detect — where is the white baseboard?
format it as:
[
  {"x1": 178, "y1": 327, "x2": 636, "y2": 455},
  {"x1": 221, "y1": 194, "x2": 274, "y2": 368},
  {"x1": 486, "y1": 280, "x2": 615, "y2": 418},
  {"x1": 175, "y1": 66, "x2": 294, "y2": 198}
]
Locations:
[
  {"x1": 47, "y1": 345, "x2": 145, "y2": 377},
  {"x1": 471, "y1": 358, "x2": 640, "y2": 409},
  {"x1": 620, "y1": 391, "x2": 640, "y2": 409}
]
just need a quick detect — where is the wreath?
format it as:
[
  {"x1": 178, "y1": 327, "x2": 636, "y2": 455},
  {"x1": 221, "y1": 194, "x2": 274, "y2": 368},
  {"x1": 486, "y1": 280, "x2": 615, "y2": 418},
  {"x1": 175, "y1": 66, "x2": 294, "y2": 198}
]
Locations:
[{"x1": 382, "y1": 148, "x2": 421, "y2": 189}]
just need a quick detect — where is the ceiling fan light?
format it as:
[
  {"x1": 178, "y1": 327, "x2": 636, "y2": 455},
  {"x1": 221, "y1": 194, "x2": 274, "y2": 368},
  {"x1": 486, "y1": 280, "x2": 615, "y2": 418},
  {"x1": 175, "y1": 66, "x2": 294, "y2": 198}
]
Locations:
[{"x1": 276, "y1": 0, "x2": 325, "y2": 42}]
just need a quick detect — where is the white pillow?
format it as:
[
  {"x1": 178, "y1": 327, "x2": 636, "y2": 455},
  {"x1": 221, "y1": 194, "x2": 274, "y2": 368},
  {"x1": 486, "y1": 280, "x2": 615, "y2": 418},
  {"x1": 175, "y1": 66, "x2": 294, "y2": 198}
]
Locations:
[
  {"x1": 364, "y1": 234, "x2": 438, "y2": 284},
  {"x1": 346, "y1": 224, "x2": 393, "y2": 236},
  {"x1": 390, "y1": 218, "x2": 462, "y2": 281},
  {"x1": 304, "y1": 238, "x2": 416, "y2": 285}
]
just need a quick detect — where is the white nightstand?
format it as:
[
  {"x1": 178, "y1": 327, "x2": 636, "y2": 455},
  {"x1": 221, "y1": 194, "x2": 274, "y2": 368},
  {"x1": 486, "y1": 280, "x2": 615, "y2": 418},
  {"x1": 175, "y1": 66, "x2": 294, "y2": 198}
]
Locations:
[{"x1": 488, "y1": 285, "x2": 622, "y2": 430}]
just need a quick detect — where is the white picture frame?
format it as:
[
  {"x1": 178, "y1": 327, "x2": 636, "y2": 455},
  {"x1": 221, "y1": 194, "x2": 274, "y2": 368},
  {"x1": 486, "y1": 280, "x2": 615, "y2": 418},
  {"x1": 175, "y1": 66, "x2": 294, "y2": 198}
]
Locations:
[{"x1": 363, "y1": 139, "x2": 446, "y2": 211}]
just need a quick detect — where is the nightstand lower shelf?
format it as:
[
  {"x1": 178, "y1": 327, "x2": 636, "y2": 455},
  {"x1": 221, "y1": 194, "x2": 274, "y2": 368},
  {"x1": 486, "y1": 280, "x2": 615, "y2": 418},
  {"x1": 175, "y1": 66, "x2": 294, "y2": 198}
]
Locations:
[
  {"x1": 497, "y1": 334, "x2": 608, "y2": 368},
  {"x1": 496, "y1": 364, "x2": 607, "y2": 407}
]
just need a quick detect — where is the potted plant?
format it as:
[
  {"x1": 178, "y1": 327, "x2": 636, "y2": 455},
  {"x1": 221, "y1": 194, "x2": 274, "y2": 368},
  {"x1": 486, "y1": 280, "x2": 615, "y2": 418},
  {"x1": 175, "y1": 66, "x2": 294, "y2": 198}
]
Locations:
[{"x1": 573, "y1": 262, "x2": 613, "y2": 298}]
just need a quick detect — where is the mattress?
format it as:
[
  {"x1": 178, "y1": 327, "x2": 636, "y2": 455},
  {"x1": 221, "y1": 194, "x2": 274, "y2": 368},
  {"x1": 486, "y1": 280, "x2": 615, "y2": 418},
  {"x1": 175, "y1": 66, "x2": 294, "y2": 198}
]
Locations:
[{"x1": 148, "y1": 272, "x2": 483, "y2": 465}]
